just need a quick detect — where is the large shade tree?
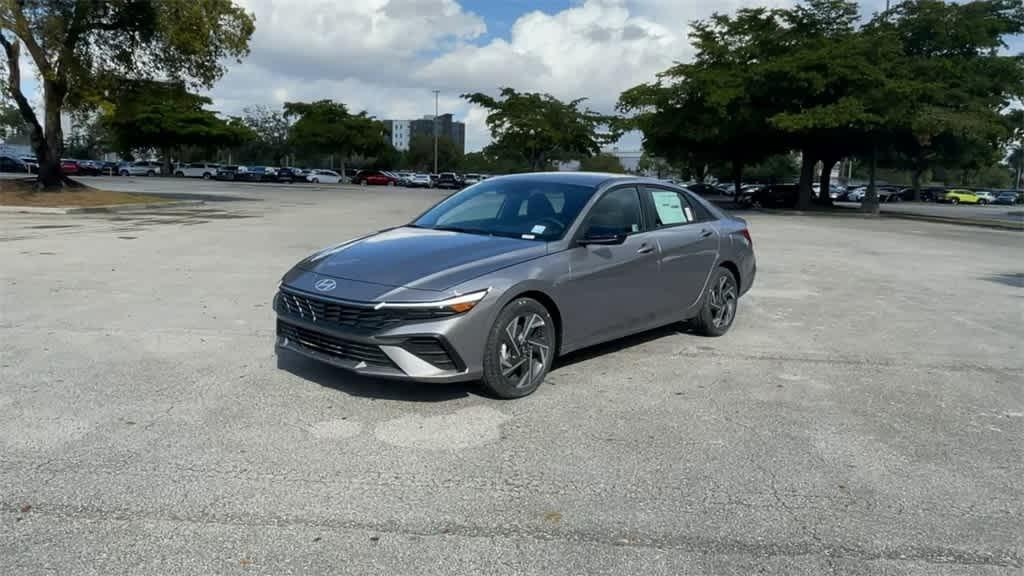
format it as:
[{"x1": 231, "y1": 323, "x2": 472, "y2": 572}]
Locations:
[
  {"x1": 284, "y1": 100, "x2": 389, "y2": 174},
  {"x1": 464, "y1": 88, "x2": 620, "y2": 171},
  {"x1": 0, "y1": 0, "x2": 254, "y2": 188},
  {"x1": 101, "y1": 80, "x2": 253, "y2": 173}
]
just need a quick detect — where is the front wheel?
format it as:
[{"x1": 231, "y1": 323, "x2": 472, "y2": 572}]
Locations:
[
  {"x1": 119, "y1": 170, "x2": 129, "y2": 176},
  {"x1": 950, "y1": 197, "x2": 959, "y2": 205},
  {"x1": 481, "y1": 298, "x2": 556, "y2": 399},
  {"x1": 202, "y1": 173, "x2": 212, "y2": 180},
  {"x1": 311, "y1": 178, "x2": 320, "y2": 183},
  {"x1": 978, "y1": 199, "x2": 988, "y2": 206},
  {"x1": 691, "y1": 267, "x2": 739, "y2": 337},
  {"x1": 146, "y1": 170, "x2": 156, "y2": 177}
]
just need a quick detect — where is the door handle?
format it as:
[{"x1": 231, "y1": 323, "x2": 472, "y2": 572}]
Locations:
[
  {"x1": 700, "y1": 228, "x2": 713, "y2": 238},
  {"x1": 637, "y1": 244, "x2": 654, "y2": 254}
]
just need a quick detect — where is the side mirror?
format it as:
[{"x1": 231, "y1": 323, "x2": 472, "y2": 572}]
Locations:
[{"x1": 579, "y1": 231, "x2": 627, "y2": 246}]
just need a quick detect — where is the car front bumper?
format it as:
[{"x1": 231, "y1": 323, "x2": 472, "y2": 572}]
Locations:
[{"x1": 273, "y1": 290, "x2": 489, "y2": 383}]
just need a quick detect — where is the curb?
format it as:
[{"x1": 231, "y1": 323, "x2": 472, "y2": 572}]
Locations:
[
  {"x1": 879, "y1": 211, "x2": 1023, "y2": 231},
  {"x1": 0, "y1": 200, "x2": 204, "y2": 214}
]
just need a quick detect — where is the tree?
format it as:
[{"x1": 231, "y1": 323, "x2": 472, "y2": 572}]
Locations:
[
  {"x1": 284, "y1": 100, "x2": 389, "y2": 176},
  {"x1": 579, "y1": 153, "x2": 624, "y2": 173},
  {"x1": 406, "y1": 133, "x2": 459, "y2": 172},
  {"x1": 0, "y1": 101, "x2": 29, "y2": 139},
  {"x1": 868, "y1": 0, "x2": 1024, "y2": 203},
  {"x1": 240, "y1": 106, "x2": 291, "y2": 165},
  {"x1": 0, "y1": 0, "x2": 254, "y2": 188},
  {"x1": 101, "y1": 80, "x2": 253, "y2": 173},
  {"x1": 463, "y1": 87, "x2": 619, "y2": 171},
  {"x1": 618, "y1": 6, "x2": 792, "y2": 196}
]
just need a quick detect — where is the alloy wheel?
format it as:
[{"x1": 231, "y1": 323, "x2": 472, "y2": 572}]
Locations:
[
  {"x1": 498, "y1": 313, "x2": 551, "y2": 390},
  {"x1": 708, "y1": 273, "x2": 737, "y2": 329}
]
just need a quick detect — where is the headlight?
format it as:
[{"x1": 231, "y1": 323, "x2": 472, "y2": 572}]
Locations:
[{"x1": 376, "y1": 289, "x2": 489, "y2": 314}]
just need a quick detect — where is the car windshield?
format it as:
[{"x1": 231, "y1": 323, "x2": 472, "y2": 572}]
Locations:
[{"x1": 412, "y1": 179, "x2": 598, "y2": 241}]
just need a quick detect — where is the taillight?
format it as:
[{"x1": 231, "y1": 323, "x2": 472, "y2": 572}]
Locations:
[{"x1": 740, "y1": 228, "x2": 752, "y2": 247}]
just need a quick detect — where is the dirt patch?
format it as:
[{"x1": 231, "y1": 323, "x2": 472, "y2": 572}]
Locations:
[{"x1": 0, "y1": 180, "x2": 169, "y2": 207}]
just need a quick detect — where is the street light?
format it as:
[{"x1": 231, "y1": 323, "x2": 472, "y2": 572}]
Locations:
[{"x1": 433, "y1": 89, "x2": 440, "y2": 174}]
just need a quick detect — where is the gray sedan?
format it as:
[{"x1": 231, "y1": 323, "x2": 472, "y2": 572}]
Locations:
[{"x1": 275, "y1": 172, "x2": 756, "y2": 398}]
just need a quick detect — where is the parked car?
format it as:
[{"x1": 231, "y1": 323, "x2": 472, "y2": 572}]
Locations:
[
  {"x1": 174, "y1": 162, "x2": 220, "y2": 179},
  {"x1": 463, "y1": 173, "x2": 482, "y2": 186},
  {"x1": 305, "y1": 169, "x2": 342, "y2": 184},
  {"x1": 18, "y1": 156, "x2": 38, "y2": 173},
  {"x1": 876, "y1": 186, "x2": 902, "y2": 203},
  {"x1": 0, "y1": 155, "x2": 28, "y2": 172},
  {"x1": 275, "y1": 167, "x2": 302, "y2": 183},
  {"x1": 353, "y1": 170, "x2": 399, "y2": 186},
  {"x1": 215, "y1": 165, "x2": 242, "y2": 180},
  {"x1": 972, "y1": 190, "x2": 996, "y2": 205},
  {"x1": 394, "y1": 172, "x2": 414, "y2": 186},
  {"x1": 407, "y1": 173, "x2": 433, "y2": 188},
  {"x1": 61, "y1": 159, "x2": 81, "y2": 175},
  {"x1": 685, "y1": 182, "x2": 720, "y2": 197},
  {"x1": 435, "y1": 172, "x2": 462, "y2": 189},
  {"x1": 938, "y1": 189, "x2": 980, "y2": 205},
  {"x1": 745, "y1": 184, "x2": 799, "y2": 208},
  {"x1": 119, "y1": 160, "x2": 162, "y2": 176},
  {"x1": 74, "y1": 160, "x2": 104, "y2": 176},
  {"x1": 991, "y1": 191, "x2": 1018, "y2": 205},
  {"x1": 236, "y1": 166, "x2": 276, "y2": 182},
  {"x1": 274, "y1": 172, "x2": 756, "y2": 398}
]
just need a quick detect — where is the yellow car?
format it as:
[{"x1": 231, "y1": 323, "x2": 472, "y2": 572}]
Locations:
[{"x1": 940, "y1": 189, "x2": 980, "y2": 205}]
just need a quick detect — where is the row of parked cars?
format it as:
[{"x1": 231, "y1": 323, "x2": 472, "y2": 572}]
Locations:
[
  {"x1": 349, "y1": 170, "x2": 489, "y2": 189},
  {"x1": 729, "y1": 183, "x2": 1023, "y2": 208}
]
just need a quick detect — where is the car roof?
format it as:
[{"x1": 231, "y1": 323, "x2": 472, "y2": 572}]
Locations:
[{"x1": 487, "y1": 171, "x2": 635, "y2": 187}]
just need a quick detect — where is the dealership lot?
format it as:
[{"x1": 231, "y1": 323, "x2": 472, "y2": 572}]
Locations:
[{"x1": 1, "y1": 180, "x2": 1021, "y2": 574}]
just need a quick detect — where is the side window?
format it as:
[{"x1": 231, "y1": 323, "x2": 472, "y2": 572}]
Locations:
[
  {"x1": 642, "y1": 186, "x2": 696, "y2": 228},
  {"x1": 584, "y1": 187, "x2": 642, "y2": 237}
]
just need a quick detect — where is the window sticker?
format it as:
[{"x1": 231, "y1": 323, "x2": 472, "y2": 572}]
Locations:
[
  {"x1": 531, "y1": 224, "x2": 546, "y2": 234},
  {"x1": 651, "y1": 191, "x2": 687, "y2": 224}
]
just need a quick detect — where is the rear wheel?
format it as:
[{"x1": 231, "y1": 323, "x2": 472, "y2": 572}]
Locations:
[
  {"x1": 311, "y1": 178, "x2": 320, "y2": 183},
  {"x1": 950, "y1": 197, "x2": 959, "y2": 205},
  {"x1": 692, "y1": 267, "x2": 738, "y2": 337},
  {"x1": 119, "y1": 170, "x2": 129, "y2": 176},
  {"x1": 481, "y1": 298, "x2": 556, "y2": 399},
  {"x1": 978, "y1": 199, "x2": 988, "y2": 205},
  {"x1": 202, "y1": 172, "x2": 212, "y2": 180},
  {"x1": 146, "y1": 170, "x2": 156, "y2": 177}
]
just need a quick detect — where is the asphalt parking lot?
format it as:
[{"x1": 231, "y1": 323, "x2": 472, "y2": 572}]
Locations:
[{"x1": 2, "y1": 178, "x2": 1022, "y2": 575}]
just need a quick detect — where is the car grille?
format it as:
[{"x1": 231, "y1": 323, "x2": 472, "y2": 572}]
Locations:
[
  {"x1": 277, "y1": 320, "x2": 394, "y2": 367},
  {"x1": 278, "y1": 289, "x2": 457, "y2": 330},
  {"x1": 402, "y1": 337, "x2": 459, "y2": 371}
]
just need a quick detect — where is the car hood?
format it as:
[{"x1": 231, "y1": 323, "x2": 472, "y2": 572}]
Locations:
[{"x1": 295, "y1": 226, "x2": 547, "y2": 292}]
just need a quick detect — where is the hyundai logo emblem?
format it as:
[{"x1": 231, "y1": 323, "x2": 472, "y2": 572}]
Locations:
[{"x1": 314, "y1": 278, "x2": 337, "y2": 292}]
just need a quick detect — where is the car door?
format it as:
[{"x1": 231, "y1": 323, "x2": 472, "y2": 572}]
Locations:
[
  {"x1": 640, "y1": 186, "x2": 720, "y2": 314},
  {"x1": 560, "y1": 185, "x2": 663, "y2": 348}
]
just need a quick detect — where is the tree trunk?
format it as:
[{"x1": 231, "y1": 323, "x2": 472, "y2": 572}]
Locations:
[
  {"x1": 732, "y1": 160, "x2": 743, "y2": 200},
  {"x1": 797, "y1": 149, "x2": 815, "y2": 210},
  {"x1": 818, "y1": 157, "x2": 837, "y2": 207},
  {"x1": 862, "y1": 145, "x2": 880, "y2": 214},
  {"x1": 37, "y1": 81, "x2": 67, "y2": 189},
  {"x1": 911, "y1": 167, "x2": 923, "y2": 202}
]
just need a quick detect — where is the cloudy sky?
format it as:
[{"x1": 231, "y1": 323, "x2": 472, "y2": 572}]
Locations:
[{"x1": 209, "y1": 0, "x2": 1021, "y2": 152}]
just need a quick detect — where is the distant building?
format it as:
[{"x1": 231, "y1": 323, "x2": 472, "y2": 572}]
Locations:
[
  {"x1": 383, "y1": 119, "x2": 411, "y2": 151},
  {"x1": 384, "y1": 114, "x2": 465, "y2": 155}
]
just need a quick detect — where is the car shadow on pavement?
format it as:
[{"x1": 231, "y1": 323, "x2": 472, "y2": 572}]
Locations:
[
  {"x1": 983, "y1": 272, "x2": 1024, "y2": 288},
  {"x1": 553, "y1": 322, "x2": 692, "y2": 371},
  {"x1": 276, "y1": 348, "x2": 473, "y2": 402}
]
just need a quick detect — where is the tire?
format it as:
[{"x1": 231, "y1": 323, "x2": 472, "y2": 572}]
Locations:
[
  {"x1": 978, "y1": 199, "x2": 988, "y2": 206},
  {"x1": 387, "y1": 181, "x2": 395, "y2": 187},
  {"x1": 950, "y1": 197, "x2": 959, "y2": 205},
  {"x1": 174, "y1": 171, "x2": 184, "y2": 177},
  {"x1": 480, "y1": 297, "x2": 556, "y2": 399},
  {"x1": 202, "y1": 173, "x2": 211, "y2": 180},
  {"x1": 691, "y1": 267, "x2": 739, "y2": 337},
  {"x1": 146, "y1": 170, "x2": 155, "y2": 177},
  {"x1": 119, "y1": 170, "x2": 129, "y2": 176},
  {"x1": 311, "y1": 178, "x2": 319, "y2": 183},
  {"x1": 360, "y1": 180, "x2": 367, "y2": 186}
]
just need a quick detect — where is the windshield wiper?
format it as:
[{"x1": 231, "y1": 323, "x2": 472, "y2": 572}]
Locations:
[{"x1": 433, "y1": 225, "x2": 493, "y2": 236}]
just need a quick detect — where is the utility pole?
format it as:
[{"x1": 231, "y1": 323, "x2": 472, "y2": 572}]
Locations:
[{"x1": 433, "y1": 89, "x2": 440, "y2": 174}]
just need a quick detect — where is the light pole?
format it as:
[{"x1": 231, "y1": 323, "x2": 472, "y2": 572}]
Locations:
[{"x1": 433, "y1": 89, "x2": 440, "y2": 174}]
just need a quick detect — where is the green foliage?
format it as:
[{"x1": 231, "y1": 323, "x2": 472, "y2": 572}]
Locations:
[
  {"x1": 460, "y1": 148, "x2": 531, "y2": 174},
  {"x1": 238, "y1": 106, "x2": 291, "y2": 165},
  {"x1": 618, "y1": 0, "x2": 1024, "y2": 207},
  {"x1": 100, "y1": 80, "x2": 252, "y2": 162},
  {"x1": 0, "y1": 0, "x2": 254, "y2": 186},
  {"x1": 739, "y1": 154, "x2": 800, "y2": 183},
  {"x1": 0, "y1": 102, "x2": 29, "y2": 138},
  {"x1": 579, "y1": 153, "x2": 624, "y2": 173},
  {"x1": 284, "y1": 100, "x2": 389, "y2": 165},
  {"x1": 405, "y1": 133, "x2": 460, "y2": 172},
  {"x1": 463, "y1": 88, "x2": 620, "y2": 171}
]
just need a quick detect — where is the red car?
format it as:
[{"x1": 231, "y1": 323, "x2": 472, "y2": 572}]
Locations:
[
  {"x1": 354, "y1": 170, "x2": 398, "y2": 186},
  {"x1": 61, "y1": 159, "x2": 80, "y2": 175}
]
